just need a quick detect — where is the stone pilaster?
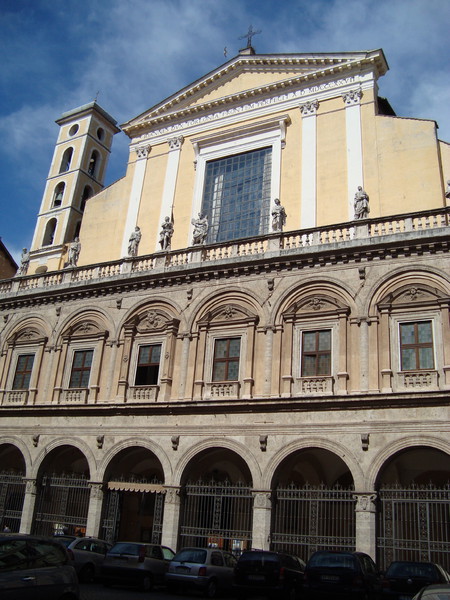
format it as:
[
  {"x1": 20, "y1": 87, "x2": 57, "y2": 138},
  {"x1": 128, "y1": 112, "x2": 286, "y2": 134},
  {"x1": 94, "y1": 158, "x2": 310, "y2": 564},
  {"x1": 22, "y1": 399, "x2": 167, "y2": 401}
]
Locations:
[
  {"x1": 19, "y1": 479, "x2": 37, "y2": 533},
  {"x1": 85, "y1": 483, "x2": 104, "y2": 537},
  {"x1": 354, "y1": 492, "x2": 377, "y2": 560},
  {"x1": 161, "y1": 487, "x2": 181, "y2": 551},
  {"x1": 252, "y1": 491, "x2": 272, "y2": 550}
]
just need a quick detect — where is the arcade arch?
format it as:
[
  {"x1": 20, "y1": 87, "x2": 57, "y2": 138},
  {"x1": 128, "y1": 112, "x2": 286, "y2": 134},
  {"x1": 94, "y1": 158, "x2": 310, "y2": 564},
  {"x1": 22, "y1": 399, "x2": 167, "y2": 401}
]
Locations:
[
  {"x1": 177, "y1": 447, "x2": 253, "y2": 553},
  {"x1": 270, "y1": 447, "x2": 356, "y2": 560},
  {"x1": 0, "y1": 444, "x2": 26, "y2": 532},
  {"x1": 100, "y1": 446, "x2": 166, "y2": 544}
]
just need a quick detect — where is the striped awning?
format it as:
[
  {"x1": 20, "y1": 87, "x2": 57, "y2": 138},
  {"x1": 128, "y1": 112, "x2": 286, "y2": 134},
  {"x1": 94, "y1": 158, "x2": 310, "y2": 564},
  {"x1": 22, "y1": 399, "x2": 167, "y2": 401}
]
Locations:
[{"x1": 107, "y1": 481, "x2": 166, "y2": 493}]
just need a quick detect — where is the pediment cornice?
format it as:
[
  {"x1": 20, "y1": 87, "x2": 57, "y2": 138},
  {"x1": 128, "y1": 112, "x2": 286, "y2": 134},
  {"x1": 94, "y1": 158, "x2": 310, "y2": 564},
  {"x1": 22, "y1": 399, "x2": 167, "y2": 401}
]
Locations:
[{"x1": 122, "y1": 50, "x2": 387, "y2": 137}]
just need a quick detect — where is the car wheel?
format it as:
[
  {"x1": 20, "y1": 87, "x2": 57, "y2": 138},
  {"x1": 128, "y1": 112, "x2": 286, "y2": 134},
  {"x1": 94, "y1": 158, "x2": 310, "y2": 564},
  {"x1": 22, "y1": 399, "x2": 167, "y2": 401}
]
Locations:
[
  {"x1": 140, "y1": 574, "x2": 153, "y2": 592},
  {"x1": 79, "y1": 563, "x2": 95, "y2": 583},
  {"x1": 204, "y1": 578, "x2": 218, "y2": 598}
]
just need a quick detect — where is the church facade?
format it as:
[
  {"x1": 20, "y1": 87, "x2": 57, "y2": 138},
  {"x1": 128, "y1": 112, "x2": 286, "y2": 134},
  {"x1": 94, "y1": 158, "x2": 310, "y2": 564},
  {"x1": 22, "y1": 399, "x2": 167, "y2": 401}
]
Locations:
[{"x1": 0, "y1": 47, "x2": 449, "y2": 569}]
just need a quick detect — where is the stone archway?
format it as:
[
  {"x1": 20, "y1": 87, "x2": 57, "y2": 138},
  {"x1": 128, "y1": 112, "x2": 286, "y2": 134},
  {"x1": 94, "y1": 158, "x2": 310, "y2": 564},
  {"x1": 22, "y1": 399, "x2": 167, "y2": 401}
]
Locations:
[
  {"x1": 0, "y1": 444, "x2": 26, "y2": 532},
  {"x1": 270, "y1": 447, "x2": 356, "y2": 561},
  {"x1": 178, "y1": 447, "x2": 253, "y2": 553},
  {"x1": 32, "y1": 445, "x2": 90, "y2": 536},
  {"x1": 100, "y1": 446, "x2": 165, "y2": 544},
  {"x1": 376, "y1": 446, "x2": 450, "y2": 570}
]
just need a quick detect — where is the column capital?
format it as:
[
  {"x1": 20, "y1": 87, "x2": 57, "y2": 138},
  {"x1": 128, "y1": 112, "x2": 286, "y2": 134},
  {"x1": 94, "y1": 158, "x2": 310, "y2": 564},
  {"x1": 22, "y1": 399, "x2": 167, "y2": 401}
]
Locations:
[
  {"x1": 136, "y1": 145, "x2": 151, "y2": 159},
  {"x1": 168, "y1": 136, "x2": 184, "y2": 150},
  {"x1": 164, "y1": 487, "x2": 181, "y2": 505},
  {"x1": 342, "y1": 89, "x2": 363, "y2": 105},
  {"x1": 353, "y1": 492, "x2": 377, "y2": 512},
  {"x1": 300, "y1": 99, "x2": 319, "y2": 116},
  {"x1": 252, "y1": 491, "x2": 272, "y2": 509}
]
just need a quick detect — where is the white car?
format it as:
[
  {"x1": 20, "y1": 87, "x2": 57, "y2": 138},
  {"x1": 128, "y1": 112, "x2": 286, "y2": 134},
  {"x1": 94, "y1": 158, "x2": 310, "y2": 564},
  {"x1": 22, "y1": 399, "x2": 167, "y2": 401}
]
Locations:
[{"x1": 54, "y1": 536, "x2": 111, "y2": 582}]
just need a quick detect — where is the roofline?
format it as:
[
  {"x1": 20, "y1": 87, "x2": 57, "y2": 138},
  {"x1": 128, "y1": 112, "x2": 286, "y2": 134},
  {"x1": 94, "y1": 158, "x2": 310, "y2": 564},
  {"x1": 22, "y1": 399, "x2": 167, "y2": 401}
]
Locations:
[
  {"x1": 56, "y1": 101, "x2": 121, "y2": 132},
  {"x1": 121, "y1": 49, "x2": 388, "y2": 132},
  {"x1": 0, "y1": 238, "x2": 18, "y2": 270}
]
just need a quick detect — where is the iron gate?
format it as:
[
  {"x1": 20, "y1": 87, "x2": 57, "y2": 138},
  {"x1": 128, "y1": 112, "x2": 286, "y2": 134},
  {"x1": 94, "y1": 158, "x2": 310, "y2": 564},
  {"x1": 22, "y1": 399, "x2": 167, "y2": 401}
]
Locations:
[
  {"x1": 100, "y1": 479, "x2": 165, "y2": 544},
  {"x1": 271, "y1": 483, "x2": 356, "y2": 559},
  {"x1": 378, "y1": 483, "x2": 450, "y2": 571},
  {"x1": 32, "y1": 473, "x2": 90, "y2": 536},
  {"x1": 179, "y1": 479, "x2": 253, "y2": 552},
  {"x1": 0, "y1": 471, "x2": 25, "y2": 532}
]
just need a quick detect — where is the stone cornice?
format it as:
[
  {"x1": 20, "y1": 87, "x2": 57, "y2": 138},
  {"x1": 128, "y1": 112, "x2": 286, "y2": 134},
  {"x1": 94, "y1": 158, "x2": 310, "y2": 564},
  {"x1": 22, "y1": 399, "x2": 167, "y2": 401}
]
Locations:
[
  {"x1": 122, "y1": 50, "x2": 388, "y2": 137},
  {"x1": 124, "y1": 52, "x2": 386, "y2": 139}
]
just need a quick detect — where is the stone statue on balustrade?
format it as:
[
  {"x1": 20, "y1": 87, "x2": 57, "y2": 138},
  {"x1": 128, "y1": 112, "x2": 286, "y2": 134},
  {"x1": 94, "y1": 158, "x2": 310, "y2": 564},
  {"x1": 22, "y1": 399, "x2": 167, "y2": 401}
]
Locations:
[
  {"x1": 127, "y1": 226, "x2": 142, "y2": 257},
  {"x1": 159, "y1": 217, "x2": 174, "y2": 251},
  {"x1": 191, "y1": 213, "x2": 208, "y2": 245},
  {"x1": 67, "y1": 237, "x2": 81, "y2": 267},
  {"x1": 354, "y1": 186, "x2": 370, "y2": 220},
  {"x1": 16, "y1": 248, "x2": 30, "y2": 276},
  {"x1": 271, "y1": 198, "x2": 287, "y2": 232}
]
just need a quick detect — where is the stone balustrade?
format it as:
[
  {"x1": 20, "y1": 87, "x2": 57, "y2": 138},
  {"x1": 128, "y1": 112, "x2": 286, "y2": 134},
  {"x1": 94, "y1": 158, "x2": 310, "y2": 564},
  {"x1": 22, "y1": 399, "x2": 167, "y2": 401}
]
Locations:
[{"x1": 1, "y1": 207, "x2": 448, "y2": 297}]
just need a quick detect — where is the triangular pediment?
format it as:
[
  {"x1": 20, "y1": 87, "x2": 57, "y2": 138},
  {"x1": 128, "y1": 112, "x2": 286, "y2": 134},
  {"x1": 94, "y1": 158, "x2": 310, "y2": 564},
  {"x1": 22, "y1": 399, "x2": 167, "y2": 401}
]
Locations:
[{"x1": 122, "y1": 50, "x2": 387, "y2": 135}]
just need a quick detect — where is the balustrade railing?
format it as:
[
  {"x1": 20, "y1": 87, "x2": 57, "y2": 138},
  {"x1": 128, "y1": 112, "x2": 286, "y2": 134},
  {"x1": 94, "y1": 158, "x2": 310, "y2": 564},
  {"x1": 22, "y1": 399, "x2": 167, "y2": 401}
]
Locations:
[{"x1": 3, "y1": 208, "x2": 447, "y2": 296}]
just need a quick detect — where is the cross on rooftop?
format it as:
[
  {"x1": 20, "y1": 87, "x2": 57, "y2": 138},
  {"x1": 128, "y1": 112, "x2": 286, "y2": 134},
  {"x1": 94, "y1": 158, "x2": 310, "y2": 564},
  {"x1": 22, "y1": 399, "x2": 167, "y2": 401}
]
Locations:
[{"x1": 239, "y1": 25, "x2": 261, "y2": 49}]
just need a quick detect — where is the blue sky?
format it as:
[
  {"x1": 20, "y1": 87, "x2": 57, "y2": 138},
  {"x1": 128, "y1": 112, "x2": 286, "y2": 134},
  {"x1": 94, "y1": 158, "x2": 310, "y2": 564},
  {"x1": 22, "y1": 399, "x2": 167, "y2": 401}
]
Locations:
[{"x1": 1, "y1": 0, "x2": 449, "y2": 263}]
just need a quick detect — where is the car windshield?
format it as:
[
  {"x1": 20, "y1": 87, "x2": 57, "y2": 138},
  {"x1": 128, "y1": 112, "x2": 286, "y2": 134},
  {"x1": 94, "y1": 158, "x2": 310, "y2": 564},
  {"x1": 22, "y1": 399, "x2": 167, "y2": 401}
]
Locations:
[
  {"x1": 173, "y1": 549, "x2": 207, "y2": 563},
  {"x1": 309, "y1": 553, "x2": 356, "y2": 569},
  {"x1": 109, "y1": 543, "x2": 140, "y2": 556}
]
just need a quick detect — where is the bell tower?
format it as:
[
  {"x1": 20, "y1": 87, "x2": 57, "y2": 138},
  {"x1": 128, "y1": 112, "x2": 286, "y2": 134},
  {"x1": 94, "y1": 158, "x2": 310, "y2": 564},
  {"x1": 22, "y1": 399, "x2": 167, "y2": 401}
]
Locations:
[{"x1": 29, "y1": 102, "x2": 120, "y2": 273}]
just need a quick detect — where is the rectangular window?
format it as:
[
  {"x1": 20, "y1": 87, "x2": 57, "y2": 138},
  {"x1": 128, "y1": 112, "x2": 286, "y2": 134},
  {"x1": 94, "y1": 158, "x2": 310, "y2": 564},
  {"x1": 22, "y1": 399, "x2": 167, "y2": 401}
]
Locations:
[
  {"x1": 12, "y1": 354, "x2": 35, "y2": 390},
  {"x1": 212, "y1": 338, "x2": 241, "y2": 381},
  {"x1": 69, "y1": 349, "x2": 93, "y2": 388},
  {"x1": 202, "y1": 147, "x2": 272, "y2": 243},
  {"x1": 135, "y1": 344, "x2": 161, "y2": 386},
  {"x1": 301, "y1": 330, "x2": 331, "y2": 376},
  {"x1": 400, "y1": 321, "x2": 434, "y2": 370}
]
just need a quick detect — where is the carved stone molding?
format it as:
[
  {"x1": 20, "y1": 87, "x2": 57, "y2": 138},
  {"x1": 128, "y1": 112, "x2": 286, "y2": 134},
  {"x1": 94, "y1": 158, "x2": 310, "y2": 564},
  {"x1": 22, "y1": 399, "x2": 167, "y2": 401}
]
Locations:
[
  {"x1": 25, "y1": 479, "x2": 37, "y2": 495},
  {"x1": 89, "y1": 483, "x2": 104, "y2": 500},
  {"x1": 300, "y1": 99, "x2": 319, "y2": 116},
  {"x1": 342, "y1": 89, "x2": 363, "y2": 105}
]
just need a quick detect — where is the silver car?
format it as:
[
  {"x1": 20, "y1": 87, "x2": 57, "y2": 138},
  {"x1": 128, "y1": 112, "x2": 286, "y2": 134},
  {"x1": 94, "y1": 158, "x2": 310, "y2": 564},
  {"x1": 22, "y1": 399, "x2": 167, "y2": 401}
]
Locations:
[
  {"x1": 101, "y1": 541, "x2": 175, "y2": 591},
  {"x1": 0, "y1": 535, "x2": 79, "y2": 600},
  {"x1": 166, "y1": 547, "x2": 237, "y2": 598},
  {"x1": 54, "y1": 535, "x2": 111, "y2": 582}
]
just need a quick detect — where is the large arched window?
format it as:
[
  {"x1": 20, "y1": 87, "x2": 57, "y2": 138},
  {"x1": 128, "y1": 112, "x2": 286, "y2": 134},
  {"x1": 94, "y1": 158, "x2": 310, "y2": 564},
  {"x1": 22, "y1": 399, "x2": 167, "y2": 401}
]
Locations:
[
  {"x1": 88, "y1": 150, "x2": 99, "y2": 178},
  {"x1": 42, "y1": 218, "x2": 57, "y2": 246},
  {"x1": 80, "y1": 185, "x2": 93, "y2": 212},
  {"x1": 52, "y1": 182, "x2": 65, "y2": 208},
  {"x1": 59, "y1": 148, "x2": 73, "y2": 173}
]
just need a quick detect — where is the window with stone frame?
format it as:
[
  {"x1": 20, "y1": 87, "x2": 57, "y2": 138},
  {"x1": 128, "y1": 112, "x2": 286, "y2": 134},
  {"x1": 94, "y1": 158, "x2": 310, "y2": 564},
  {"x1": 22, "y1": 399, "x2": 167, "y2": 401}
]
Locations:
[
  {"x1": 134, "y1": 344, "x2": 162, "y2": 386},
  {"x1": 69, "y1": 349, "x2": 93, "y2": 388},
  {"x1": 212, "y1": 337, "x2": 241, "y2": 381},
  {"x1": 202, "y1": 147, "x2": 272, "y2": 243},
  {"x1": 399, "y1": 321, "x2": 434, "y2": 371},
  {"x1": 12, "y1": 354, "x2": 35, "y2": 390},
  {"x1": 301, "y1": 329, "x2": 332, "y2": 377}
]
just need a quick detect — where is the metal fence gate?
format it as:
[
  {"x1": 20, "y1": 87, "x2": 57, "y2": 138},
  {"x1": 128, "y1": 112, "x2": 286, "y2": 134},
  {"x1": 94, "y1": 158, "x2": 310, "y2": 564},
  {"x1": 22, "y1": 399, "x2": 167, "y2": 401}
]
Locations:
[
  {"x1": 179, "y1": 480, "x2": 253, "y2": 553},
  {"x1": 378, "y1": 483, "x2": 450, "y2": 571},
  {"x1": 100, "y1": 478, "x2": 165, "y2": 544},
  {"x1": 271, "y1": 483, "x2": 356, "y2": 560},
  {"x1": 32, "y1": 473, "x2": 90, "y2": 536},
  {"x1": 0, "y1": 471, "x2": 25, "y2": 532}
]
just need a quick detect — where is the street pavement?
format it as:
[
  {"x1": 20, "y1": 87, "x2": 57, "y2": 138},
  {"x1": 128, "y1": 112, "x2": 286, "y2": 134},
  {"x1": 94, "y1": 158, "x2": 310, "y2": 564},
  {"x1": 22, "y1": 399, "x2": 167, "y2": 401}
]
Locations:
[{"x1": 80, "y1": 581, "x2": 256, "y2": 600}]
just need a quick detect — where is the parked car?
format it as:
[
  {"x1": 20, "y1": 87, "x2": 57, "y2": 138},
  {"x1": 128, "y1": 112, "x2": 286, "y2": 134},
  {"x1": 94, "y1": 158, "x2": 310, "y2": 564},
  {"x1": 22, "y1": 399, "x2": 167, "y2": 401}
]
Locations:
[
  {"x1": 381, "y1": 561, "x2": 450, "y2": 599},
  {"x1": 412, "y1": 583, "x2": 450, "y2": 599},
  {"x1": 101, "y1": 541, "x2": 174, "y2": 591},
  {"x1": 0, "y1": 534, "x2": 79, "y2": 600},
  {"x1": 233, "y1": 549, "x2": 306, "y2": 599},
  {"x1": 54, "y1": 535, "x2": 111, "y2": 582},
  {"x1": 302, "y1": 550, "x2": 381, "y2": 599},
  {"x1": 166, "y1": 546, "x2": 237, "y2": 598}
]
